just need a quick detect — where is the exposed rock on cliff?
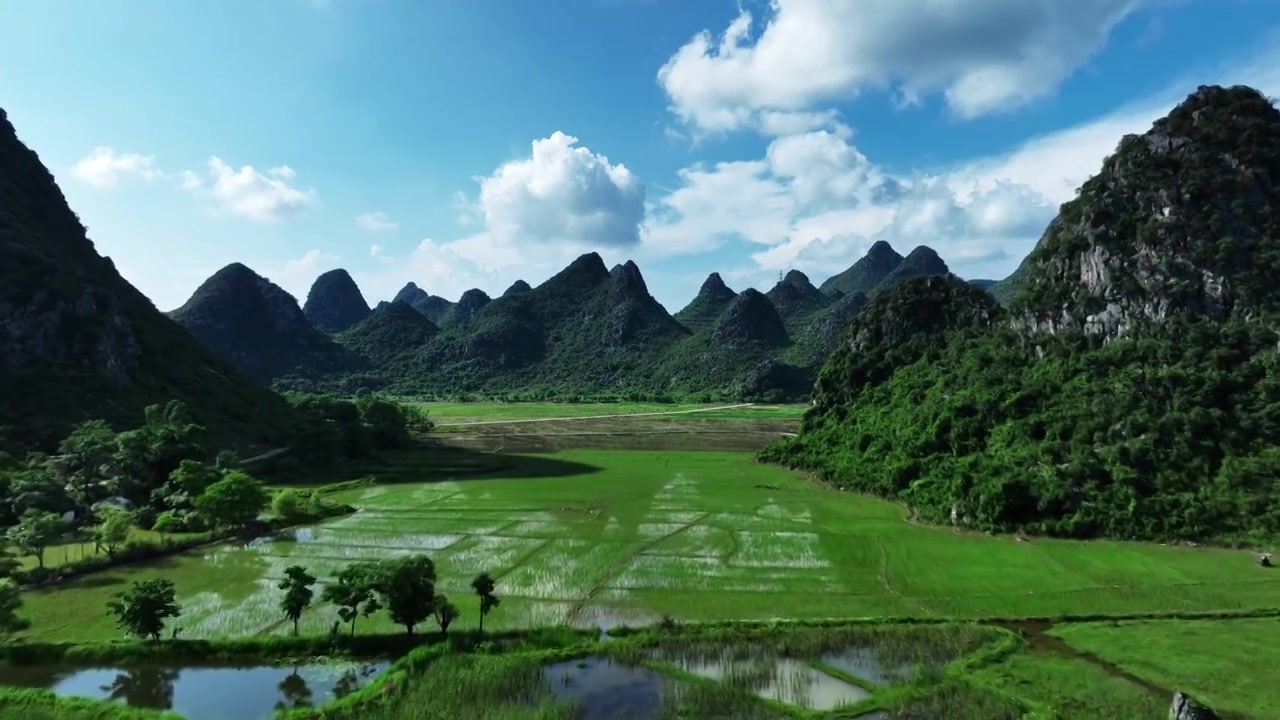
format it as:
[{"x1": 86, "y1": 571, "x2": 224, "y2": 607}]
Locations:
[{"x1": 1014, "y1": 85, "x2": 1280, "y2": 340}]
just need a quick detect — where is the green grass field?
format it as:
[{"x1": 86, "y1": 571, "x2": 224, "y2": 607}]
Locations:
[
  {"x1": 18, "y1": 447, "x2": 1280, "y2": 644},
  {"x1": 414, "y1": 402, "x2": 807, "y2": 424}
]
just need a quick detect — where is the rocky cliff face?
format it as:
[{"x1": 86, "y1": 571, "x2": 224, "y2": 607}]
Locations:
[
  {"x1": 0, "y1": 106, "x2": 296, "y2": 446},
  {"x1": 303, "y1": 269, "x2": 370, "y2": 333},
  {"x1": 1014, "y1": 85, "x2": 1280, "y2": 341}
]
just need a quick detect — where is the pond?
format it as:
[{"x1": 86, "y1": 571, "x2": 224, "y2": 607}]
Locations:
[{"x1": 0, "y1": 659, "x2": 389, "y2": 720}]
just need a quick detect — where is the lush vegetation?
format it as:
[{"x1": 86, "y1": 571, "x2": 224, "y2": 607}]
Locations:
[
  {"x1": 14, "y1": 446, "x2": 1280, "y2": 644},
  {"x1": 766, "y1": 86, "x2": 1280, "y2": 542}
]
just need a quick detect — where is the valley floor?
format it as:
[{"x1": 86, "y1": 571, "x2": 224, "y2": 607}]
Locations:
[{"x1": 12, "y1": 405, "x2": 1280, "y2": 718}]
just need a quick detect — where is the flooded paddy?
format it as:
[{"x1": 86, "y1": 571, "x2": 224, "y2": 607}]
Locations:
[{"x1": 0, "y1": 659, "x2": 388, "y2": 720}]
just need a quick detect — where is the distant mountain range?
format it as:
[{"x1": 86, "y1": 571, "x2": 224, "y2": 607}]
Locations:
[{"x1": 165, "y1": 236, "x2": 1011, "y2": 401}]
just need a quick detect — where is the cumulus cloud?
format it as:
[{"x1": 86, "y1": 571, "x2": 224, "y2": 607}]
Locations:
[
  {"x1": 356, "y1": 211, "x2": 399, "y2": 232},
  {"x1": 647, "y1": 42, "x2": 1280, "y2": 287},
  {"x1": 191, "y1": 157, "x2": 316, "y2": 222},
  {"x1": 658, "y1": 0, "x2": 1151, "y2": 133},
  {"x1": 70, "y1": 147, "x2": 161, "y2": 189},
  {"x1": 475, "y1": 131, "x2": 646, "y2": 247}
]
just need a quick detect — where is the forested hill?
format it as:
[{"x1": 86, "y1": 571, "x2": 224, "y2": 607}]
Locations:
[
  {"x1": 180, "y1": 238, "x2": 966, "y2": 401},
  {"x1": 763, "y1": 85, "x2": 1280, "y2": 542},
  {"x1": 0, "y1": 106, "x2": 303, "y2": 449}
]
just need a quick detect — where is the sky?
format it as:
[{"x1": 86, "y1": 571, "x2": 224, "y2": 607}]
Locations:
[{"x1": 4, "y1": 0, "x2": 1280, "y2": 314}]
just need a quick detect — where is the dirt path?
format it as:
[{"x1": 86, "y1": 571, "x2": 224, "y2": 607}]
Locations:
[{"x1": 434, "y1": 403, "x2": 757, "y2": 428}]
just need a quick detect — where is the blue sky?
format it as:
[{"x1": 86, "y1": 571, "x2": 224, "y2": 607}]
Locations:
[{"x1": 4, "y1": 0, "x2": 1280, "y2": 313}]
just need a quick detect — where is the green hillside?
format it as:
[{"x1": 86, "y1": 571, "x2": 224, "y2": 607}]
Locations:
[{"x1": 763, "y1": 85, "x2": 1280, "y2": 542}]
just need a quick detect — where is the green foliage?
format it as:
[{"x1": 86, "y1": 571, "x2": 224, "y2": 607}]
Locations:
[
  {"x1": 433, "y1": 594, "x2": 459, "y2": 634},
  {"x1": 48, "y1": 419, "x2": 119, "y2": 511},
  {"x1": 193, "y1": 471, "x2": 268, "y2": 530},
  {"x1": 472, "y1": 571, "x2": 500, "y2": 634},
  {"x1": 272, "y1": 488, "x2": 304, "y2": 521},
  {"x1": 373, "y1": 555, "x2": 438, "y2": 635},
  {"x1": 768, "y1": 272, "x2": 1280, "y2": 540},
  {"x1": 91, "y1": 506, "x2": 133, "y2": 557},
  {"x1": 278, "y1": 565, "x2": 317, "y2": 636},
  {"x1": 106, "y1": 578, "x2": 181, "y2": 641},
  {"x1": 7, "y1": 510, "x2": 66, "y2": 569},
  {"x1": 0, "y1": 578, "x2": 25, "y2": 635},
  {"x1": 321, "y1": 564, "x2": 381, "y2": 637}
]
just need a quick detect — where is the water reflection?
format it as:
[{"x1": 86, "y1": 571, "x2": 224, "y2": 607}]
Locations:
[{"x1": 0, "y1": 660, "x2": 388, "y2": 720}]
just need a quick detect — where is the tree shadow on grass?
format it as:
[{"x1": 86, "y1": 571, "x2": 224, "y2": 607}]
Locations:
[{"x1": 313, "y1": 442, "x2": 604, "y2": 486}]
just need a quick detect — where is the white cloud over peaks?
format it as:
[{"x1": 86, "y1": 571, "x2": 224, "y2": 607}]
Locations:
[
  {"x1": 658, "y1": 0, "x2": 1149, "y2": 133},
  {"x1": 356, "y1": 211, "x2": 399, "y2": 232},
  {"x1": 197, "y1": 157, "x2": 316, "y2": 222},
  {"x1": 476, "y1": 131, "x2": 646, "y2": 247},
  {"x1": 652, "y1": 45, "x2": 1280, "y2": 286},
  {"x1": 70, "y1": 147, "x2": 161, "y2": 188}
]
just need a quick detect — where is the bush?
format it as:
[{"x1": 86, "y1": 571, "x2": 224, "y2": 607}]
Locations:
[{"x1": 272, "y1": 488, "x2": 303, "y2": 521}]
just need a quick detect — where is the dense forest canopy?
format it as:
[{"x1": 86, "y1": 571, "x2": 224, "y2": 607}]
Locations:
[{"x1": 763, "y1": 85, "x2": 1280, "y2": 542}]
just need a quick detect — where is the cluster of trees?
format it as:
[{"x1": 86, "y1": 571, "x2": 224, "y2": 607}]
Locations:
[
  {"x1": 105, "y1": 555, "x2": 501, "y2": 640},
  {"x1": 0, "y1": 394, "x2": 430, "y2": 569},
  {"x1": 768, "y1": 286, "x2": 1280, "y2": 540},
  {"x1": 0, "y1": 401, "x2": 282, "y2": 555},
  {"x1": 284, "y1": 392, "x2": 433, "y2": 467}
]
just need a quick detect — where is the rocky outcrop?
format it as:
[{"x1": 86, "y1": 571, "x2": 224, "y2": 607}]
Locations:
[
  {"x1": 1170, "y1": 692, "x2": 1219, "y2": 720},
  {"x1": 1014, "y1": 85, "x2": 1280, "y2": 341},
  {"x1": 303, "y1": 269, "x2": 370, "y2": 333}
]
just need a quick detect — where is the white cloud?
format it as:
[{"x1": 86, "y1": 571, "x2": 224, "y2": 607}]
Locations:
[
  {"x1": 70, "y1": 147, "x2": 160, "y2": 189},
  {"x1": 266, "y1": 248, "x2": 340, "y2": 302},
  {"x1": 179, "y1": 170, "x2": 204, "y2": 191},
  {"x1": 194, "y1": 157, "x2": 316, "y2": 222},
  {"x1": 475, "y1": 131, "x2": 646, "y2": 247},
  {"x1": 647, "y1": 42, "x2": 1280, "y2": 287},
  {"x1": 658, "y1": 0, "x2": 1151, "y2": 133},
  {"x1": 369, "y1": 244, "x2": 383, "y2": 257},
  {"x1": 356, "y1": 211, "x2": 399, "y2": 232}
]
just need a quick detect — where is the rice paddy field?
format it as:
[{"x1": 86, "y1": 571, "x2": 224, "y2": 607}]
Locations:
[
  {"x1": 18, "y1": 445, "x2": 1280, "y2": 643},
  {"x1": 12, "y1": 404, "x2": 1280, "y2": 719}
]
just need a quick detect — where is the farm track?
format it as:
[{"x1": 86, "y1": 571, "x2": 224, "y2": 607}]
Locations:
[{"x1": 432, "y1": 404, "x2": 758, "y2": 427}]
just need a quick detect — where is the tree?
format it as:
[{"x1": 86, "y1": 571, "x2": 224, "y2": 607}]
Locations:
[
  {"x1": 92, "y1": 505, "x2": 134, "y2": 557},
  {"x1": 271, "y1": 489, "x2": 303, "y2": 522},
  {"x1": 114, "y1": 401, "x2": 206, "y2": 508},
  {"x1": 0, "y1": 547, "x2": 19, "y2": 579},
  {"x1": 48, "y1": 419, "x2": 119, "y2": 511},
  {"x1": 155, "y1": 459, "x2": 219, "y2": 513},
  {"x1": 278, "y1": 565, "x2": 317, "y2": 636},
  {"x1": 373, "y1": 556, "x2": 436, "y2": 635},
  {"x1": 8, "y1": 458, "x2": 70, "y2": 517},
  {"x1": 321, "y1": 563, "x2": 380, "y2": 636},
  {"x1": 8, "y1": 510, "x2": 66, "y2": 569},
  {"x1": 107, "y1": 578, "x2": 181, "y2": 641},
  {"x1": 471, "y1": 572, "x2": 500, "y2": 634},
  {"x1": 433, "y1": 594, "x2": 459, "y2": 635},
  {"x1": 357, "y1": 398, "x2": 410, "y2": 450},
  {"x1": 0, "y1": 579, "x2": 26, "y2": 635},
  {"x1": 194, "y1": 471, "x2": 268, "y2": 530}
]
